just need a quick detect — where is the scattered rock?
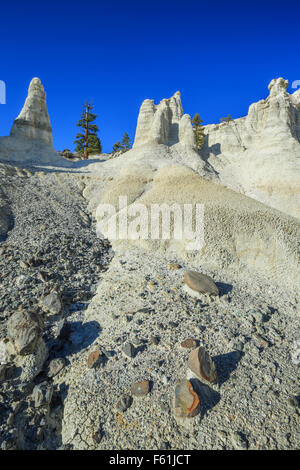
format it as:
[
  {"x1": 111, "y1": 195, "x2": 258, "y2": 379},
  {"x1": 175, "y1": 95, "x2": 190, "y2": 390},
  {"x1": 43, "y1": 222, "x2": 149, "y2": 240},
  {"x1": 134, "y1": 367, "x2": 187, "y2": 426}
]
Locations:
[
  {"x1": 48, "y1": 357, "x2": 66, "y2": 377},
  {"x1": 87, "y1": 350, "x2": 100, "y2": 368},
  {"x1": 17, "y1": 337, "x2": 48, "y2": 382},
  {"x1": 92, "y1": 431, "x2": 102, "y2": 444},
  {"x1": 149, "y1": 336, "x2": 160, "y2": 346},
  {"x1": 174, "y1": 380, "x2": 200, "y2": 418},
  {"x1": 122, "y1": 342, "x2": 135, "y2": 358},
  {"x1": 168, "y1": 263, "x2": 181, "y2": 270},
  {"x1": 288, "y1": 396, "x2": 300, "y2": 408},
  {"x1": 32, "y1": 382, "x2": 53, "y2": 408},
  {"x1": 7, "y1": 310, "x2": 43, "y2": 355},
  {"x1": 42, "y1": 291, "x2": 62, "y2": 315},
  {"x1": 184, "y1": 271, "x2": 219, "y2": 296},
  {"x1": 180, "y1": 338, "x2": 197, "y2": 349},
  {"x1": 188, "y1": 346, "x2": 218, "y2": 384},
  {"x1": 131, "y1": 380, "x2": 150, "y2": 397},
  {"x1": 19, "y1": 260, "x2": 29, "y2": 269},
  {"x1": 116, "y1": 394, "x2": 133, "y2": 412}
]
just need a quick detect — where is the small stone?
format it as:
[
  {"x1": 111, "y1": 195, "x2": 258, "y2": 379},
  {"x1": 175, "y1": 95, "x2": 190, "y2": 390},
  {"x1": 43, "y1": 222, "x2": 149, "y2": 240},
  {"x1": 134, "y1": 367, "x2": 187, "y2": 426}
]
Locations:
[
  {"x1": 180, "y1": 338, "x2": 197, "y2": 349},
  {"x1": 254, "y1": 333, "x2": 269, "y2": 348},
  {"x1": 7, "y1": 310, "x2": 43, "y2": 356},
  {"x1": 174, "y1": 380, "x2": 200, "y2": 418},
  {"x1": 92, "y1": 432, "x2": 102, "y2": 444},
  {"x1": 32, "y1": 382, "x2": 53, "y2": 408},
  {"x1": 184, "y1": 271, "x2": 219, "y2": 296},
  {"x1": 19, "y1": 260, "x2": 29, "y2": 269},
  {"x1": 87, "y1": 350, "x2": 100, "y2": 368},
  {"x1": 122, "y1": 342, "x2": 135, "y2": 358},
  {"x1": 48, "y1": 358, "x2": 66, "y2": 377},
  {"x1": 42, "y1": 292, "x2": 62, "y2": 314},
  {"x1": 116, "y1": 394, "x2": 133, "y2": 412},
  {"x1": 288, "y1": 396, "x2": 300, "y2": 408},
  {"x1": 230, "y1": 431, "x2": 248, "y2": 450},
  {"x1": 188, "y1": 346, "x2": 218, "y2": 384},
  {"x1": 168, "y1": 263, "x2": 181, "y2": 270},
  {"x1": 131, "y1": 380, "x2": 150, "y2": 397},
  {"x1": 149, "y1": 336, "x2": 160, "y2": 346}
]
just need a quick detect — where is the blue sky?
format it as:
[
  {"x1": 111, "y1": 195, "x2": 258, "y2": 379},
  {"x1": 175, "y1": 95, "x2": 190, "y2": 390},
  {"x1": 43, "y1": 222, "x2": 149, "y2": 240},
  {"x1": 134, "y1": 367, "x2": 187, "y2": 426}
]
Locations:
[{"x1": 0, "y1": 0, "x2": 299, "y2": 153}]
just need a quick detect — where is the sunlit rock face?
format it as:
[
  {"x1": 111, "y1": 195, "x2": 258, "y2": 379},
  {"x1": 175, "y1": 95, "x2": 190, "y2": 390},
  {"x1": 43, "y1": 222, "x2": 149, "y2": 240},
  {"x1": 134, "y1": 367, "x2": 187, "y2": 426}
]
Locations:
[
  {"x1": 10, "y1": 78, "x2": 53, "y2": 146},
  {"x1": 201, "y1": 78, "x2": 300, "y2": 219},
  {"x1": 133, "y1": 91, "x2": 196, "y2": 148},
  {"x1": 0, "y1": 78, "x2": 71, "y2": 166}
]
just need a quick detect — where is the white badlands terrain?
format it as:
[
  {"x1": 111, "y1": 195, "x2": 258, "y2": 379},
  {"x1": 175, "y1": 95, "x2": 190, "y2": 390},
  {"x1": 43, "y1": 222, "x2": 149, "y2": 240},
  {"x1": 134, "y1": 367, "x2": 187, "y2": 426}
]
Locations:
[{"x1": 0, "y1": 78, "x2": 299, "y2": 450}]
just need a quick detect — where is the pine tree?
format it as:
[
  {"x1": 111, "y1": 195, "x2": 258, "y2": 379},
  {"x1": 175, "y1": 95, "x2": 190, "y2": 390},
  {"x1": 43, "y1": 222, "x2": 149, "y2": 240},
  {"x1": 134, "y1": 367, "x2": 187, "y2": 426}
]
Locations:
[
  {"x1": 112, "y1": 132, "x2": 132, "y2": 154},
  {"x1": 192, "y1": 113, "x2": 206, "y2": 150},
  {"x1": 74, "y1": 102, "x2": 102, "y2": 159},
  {"x1": 121, "y1": 132, "x2": 131, "y2": 151},
  {"x1": 112, "y1": 141, "x2": 122, "y2": 153}
]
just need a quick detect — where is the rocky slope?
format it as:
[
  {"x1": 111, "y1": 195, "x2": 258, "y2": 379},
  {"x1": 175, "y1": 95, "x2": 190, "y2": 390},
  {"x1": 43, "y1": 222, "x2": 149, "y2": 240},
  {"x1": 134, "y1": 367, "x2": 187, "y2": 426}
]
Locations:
[{"x1": 0, "y1": 78, "x2": 299, "y2": 450}]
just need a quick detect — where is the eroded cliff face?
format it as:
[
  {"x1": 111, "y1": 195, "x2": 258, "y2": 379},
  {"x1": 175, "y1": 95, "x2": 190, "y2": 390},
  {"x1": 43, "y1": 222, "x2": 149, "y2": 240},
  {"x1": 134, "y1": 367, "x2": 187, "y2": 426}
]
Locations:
[
  {"x1": 201, "y1": 78, "x2": 300, "y2": 219},
  {"x1": 133, "y1": 92, "x2": 196, "y2": 148}
]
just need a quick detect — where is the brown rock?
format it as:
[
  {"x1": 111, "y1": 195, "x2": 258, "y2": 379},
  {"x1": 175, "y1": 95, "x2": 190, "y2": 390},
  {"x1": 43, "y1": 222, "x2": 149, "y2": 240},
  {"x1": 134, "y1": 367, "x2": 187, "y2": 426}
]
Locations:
[
  {"x1": 131, "y1": 380, "x2": 150, "y2": 397},
  {"x1": 87, "y1": 350, "x2": 100, "y2": 368},
  {"x1": 174, "y1": 380, "x2": 200, "y2": 418},
  {"x1": 168, "y1": 263, "x2": 181, "y2": 270},
  {"x1": 184, "y1": 271, "x2": 219, "y2": 296},
  {"x1": 188, "y1": 346, "x2": 218, "y2": 384},
  {"x1": 180, "y1": 338, "x2": 197, "y2": 349}
]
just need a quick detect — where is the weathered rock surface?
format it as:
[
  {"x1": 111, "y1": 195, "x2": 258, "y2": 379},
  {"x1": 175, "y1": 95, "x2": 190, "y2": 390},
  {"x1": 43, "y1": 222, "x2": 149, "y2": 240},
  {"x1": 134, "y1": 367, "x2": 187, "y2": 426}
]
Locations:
[
  {"x1": 184, "y1": 271, "x2": 219, "y2": 296},
  {"x1": 7, "y1": 310, "x2": 43, "y2": 356},
  {"x1": 134, "y1": 92, "x2": 196, "y2": 148},
  {"x1": 174, "y1": 380, "x2": 200, "y2": 418},
  {"x1": 0, "y1": 78, "x2": 70, "y2": 166},
  {"x1": 202, "y1": 78, "x2": 300, "y2": 219},
  {"x1": 10, "y1": 78, "x2": 53, "y2": 146},
  {"x1": 42, "y1": 291, "x2": 62, "y2": 315},
  {"x1": 188, "y1": 346, "x2": 218, "y2": 384}
]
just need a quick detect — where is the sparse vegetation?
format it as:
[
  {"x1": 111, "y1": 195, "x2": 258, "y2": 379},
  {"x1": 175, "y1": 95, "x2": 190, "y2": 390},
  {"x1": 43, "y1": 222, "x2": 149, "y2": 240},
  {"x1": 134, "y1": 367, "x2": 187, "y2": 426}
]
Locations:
[{"x1": 220, "y1": 114, "x2": 232, "y2": 124}]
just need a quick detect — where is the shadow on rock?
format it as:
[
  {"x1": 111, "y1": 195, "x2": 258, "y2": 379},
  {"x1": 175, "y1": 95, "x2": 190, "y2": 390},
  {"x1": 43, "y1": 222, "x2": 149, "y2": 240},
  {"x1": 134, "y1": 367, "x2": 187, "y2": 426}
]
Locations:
[
  {"x1": 190, "y1": 378, "x2": 221, "y2": 418},
  {"x1": 51, "y1": 320, "x2": 101, "y2": 358}
]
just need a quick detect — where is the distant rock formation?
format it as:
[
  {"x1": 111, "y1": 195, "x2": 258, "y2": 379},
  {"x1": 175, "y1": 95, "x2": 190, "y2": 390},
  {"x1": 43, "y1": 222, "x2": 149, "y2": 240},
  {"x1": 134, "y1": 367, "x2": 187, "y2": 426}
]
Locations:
[
  {"x1": 134, "y1": 92, "x2": 196, "y2": 148},
  {"x1": 0, "y1": 78, "x2": 68, "y2": 166},
  {"x1": 201, "y1": 77, "x2": 300, "y2": 219},
  {"x1": 10, "y1": 78, "x2": 53, "y2": 146},
  {"x1": 203, "y1": 77, "x2": 300, "y2": 154}
]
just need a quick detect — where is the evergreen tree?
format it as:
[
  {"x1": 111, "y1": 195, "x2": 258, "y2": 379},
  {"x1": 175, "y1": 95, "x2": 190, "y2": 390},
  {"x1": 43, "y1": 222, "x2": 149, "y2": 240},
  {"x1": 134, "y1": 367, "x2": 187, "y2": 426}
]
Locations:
[
  {"x1": 112, "y1": 141, "x2": 122, "y2": 153},
  {"x1": 112, "y1": 132, "x2": 132, "y2": 154},
  {"x1": 192, "y1": 113, "x2": 206, "y2": 150},
  {"x1": 121, "y1": 132, "x2": 131, "y2": 151},
  {"x1": 74, "y1": 102, "x2": 102, "y2": 159},
  {"x1": 220, "y1": 114, "x2": 232, "y2": 124}
]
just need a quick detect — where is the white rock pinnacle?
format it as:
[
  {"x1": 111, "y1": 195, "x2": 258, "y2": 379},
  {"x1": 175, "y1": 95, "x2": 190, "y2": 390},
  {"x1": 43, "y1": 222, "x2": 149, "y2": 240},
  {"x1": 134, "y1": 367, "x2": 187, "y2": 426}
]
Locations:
[
  {"x1": 133, "y1": 91, "x2": 196, "y2": 148},
  {"x1": 10, "y1": 78, "x2": 53, "y2": 146}
]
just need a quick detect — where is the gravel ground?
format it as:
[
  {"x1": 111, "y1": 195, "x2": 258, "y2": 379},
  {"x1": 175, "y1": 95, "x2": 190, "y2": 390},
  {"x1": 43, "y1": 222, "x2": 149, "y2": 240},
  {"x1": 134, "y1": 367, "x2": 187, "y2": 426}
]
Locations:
[
  {"x1": 0, "y1": 167, "x2": 112, "y2": 449},
  {"x1": 0, "y1": 163, "x2": 299, "y2": 450},
  {"x1": 61, "y1": 248, "x2": 300, "y2": 450}
]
